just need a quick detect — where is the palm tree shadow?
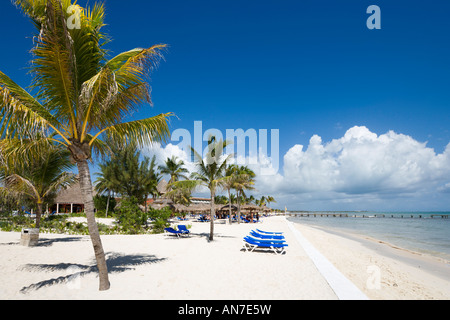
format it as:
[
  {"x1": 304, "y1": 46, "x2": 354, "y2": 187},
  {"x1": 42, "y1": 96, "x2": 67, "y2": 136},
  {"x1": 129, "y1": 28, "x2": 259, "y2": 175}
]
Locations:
[
  {"x1": 195, "y1": 232, "x2": 237, "y2": 241},
  {"x1": 19, "y1": 252, "x2": 167, "y2": 294},
  {"x1": 36, "y1": 237, "x2": 86, "y2": 247},
  {"x1": 0, "y1": 236, "x2": 85, "y2": 247}
]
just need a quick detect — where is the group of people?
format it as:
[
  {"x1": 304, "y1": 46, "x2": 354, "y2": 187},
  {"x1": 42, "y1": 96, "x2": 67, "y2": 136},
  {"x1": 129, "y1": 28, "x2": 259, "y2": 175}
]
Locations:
[{"x1": 196, "y1": 213, "x2": 261, "y2": 223}]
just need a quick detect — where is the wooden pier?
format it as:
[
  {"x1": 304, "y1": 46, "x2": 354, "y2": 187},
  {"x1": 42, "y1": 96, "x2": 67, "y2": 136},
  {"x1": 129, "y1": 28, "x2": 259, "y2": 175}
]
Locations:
[
  {"x1": 430, "y1": 214, "x2": 449, "y2": 219},
  {"x1": 288, "y1": 213, "x2": 450, "y2": 219}
]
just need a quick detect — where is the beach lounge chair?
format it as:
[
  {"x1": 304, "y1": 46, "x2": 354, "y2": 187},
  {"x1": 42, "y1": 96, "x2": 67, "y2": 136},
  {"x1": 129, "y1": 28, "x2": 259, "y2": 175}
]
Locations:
[
  {"x1": 242, "y1": 236, "x2": 288, "y2": 255},
  {"x1": 177, "y1": 225, "x2": 190, "y2": 236},
  {"x1": 250, "y1": 230, "x2": 285, "y2": 240},
  {"x1": 164, "y1": 227, "x2": 183, "y2": 237},
  {"x1": 256, "y1": 229, "x2": 283, "y2": 235}
]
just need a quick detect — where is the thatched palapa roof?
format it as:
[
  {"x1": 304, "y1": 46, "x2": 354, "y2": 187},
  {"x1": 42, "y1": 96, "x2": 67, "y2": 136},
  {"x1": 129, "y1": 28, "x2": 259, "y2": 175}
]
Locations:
[
  {"x1": 55, "y1": 181, "x2": 95, "y2": 205},
  {"x1": 157, "y1": 179, "x2": 169, "y2": 195}
]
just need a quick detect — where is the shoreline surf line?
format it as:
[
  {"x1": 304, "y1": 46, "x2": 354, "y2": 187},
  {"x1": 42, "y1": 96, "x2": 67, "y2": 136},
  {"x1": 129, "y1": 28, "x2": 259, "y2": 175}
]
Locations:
[{"x1": 291, "y1": 222, "x2": 450, "y2": 282}]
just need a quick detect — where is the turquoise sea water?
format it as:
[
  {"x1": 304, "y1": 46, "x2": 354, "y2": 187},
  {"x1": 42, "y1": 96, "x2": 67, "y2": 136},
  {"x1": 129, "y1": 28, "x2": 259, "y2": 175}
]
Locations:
[{"x1": 287, "y1": 212, "x2": 450, "y2": 261}]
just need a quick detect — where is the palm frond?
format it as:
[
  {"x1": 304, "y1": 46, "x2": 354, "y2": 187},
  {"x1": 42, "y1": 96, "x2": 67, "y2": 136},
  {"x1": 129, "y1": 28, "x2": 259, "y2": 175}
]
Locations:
[
  {"x1": 13, "y1": 0, "x2": 48, "y2": 28},
  {"x1": 90, "y1": 112, "x2": 173, "y2": 148},
  {"x1": 42, "y1": 171, "x2": 77, "y2": 198},
  {"x1": 4, "y1": 174, "x2": 40, "y2": 202},
  {"x1": 168, "y1": 179, "x2": 202, "y2": 194},
  {"x1": 107, "y1": 45, "x2": 167, "y2": 81},
  {"x1": 0, "y1": 137, "x2": 53, "y2": 169},
  {"x1": 30, "y1": 0, "x2": 78, "y2": 131},
  {"x1": 0, "y1": 71, "x2": 68, "y2": 141}
]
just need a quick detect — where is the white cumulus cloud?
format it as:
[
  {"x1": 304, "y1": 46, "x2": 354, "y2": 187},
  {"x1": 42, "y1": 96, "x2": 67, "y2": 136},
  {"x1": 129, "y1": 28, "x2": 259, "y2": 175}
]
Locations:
[
  {"x1": 259, "y1": 126, "x2": 450, "y2": 210},
  {"x1": 277, "y1": 126, "x2": 450, "y2": 194},
  {"x1": 141, "y1": 127, "x2": 450, "y2": 210}
]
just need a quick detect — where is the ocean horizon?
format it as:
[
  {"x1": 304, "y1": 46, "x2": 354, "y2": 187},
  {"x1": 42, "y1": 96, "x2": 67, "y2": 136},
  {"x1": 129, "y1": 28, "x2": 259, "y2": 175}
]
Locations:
[{"x1": 287, "y1": 211, "x2": 450, "y2": 262}]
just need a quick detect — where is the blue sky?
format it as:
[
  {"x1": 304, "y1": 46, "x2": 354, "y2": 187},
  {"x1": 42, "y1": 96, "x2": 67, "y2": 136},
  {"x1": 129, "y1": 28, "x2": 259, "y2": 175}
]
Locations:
[{"x1": 1, "y1": 0, "x2": 450, "y2": 211}]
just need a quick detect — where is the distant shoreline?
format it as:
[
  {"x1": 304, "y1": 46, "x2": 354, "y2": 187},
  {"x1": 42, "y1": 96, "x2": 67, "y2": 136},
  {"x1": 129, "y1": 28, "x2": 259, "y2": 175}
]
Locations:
[
  {"x1": 292, "y1": 221, "x2": 450, "y2": 280},
  {"x1": 289, "y1": 219, "x2": 450, "y2": 299}
]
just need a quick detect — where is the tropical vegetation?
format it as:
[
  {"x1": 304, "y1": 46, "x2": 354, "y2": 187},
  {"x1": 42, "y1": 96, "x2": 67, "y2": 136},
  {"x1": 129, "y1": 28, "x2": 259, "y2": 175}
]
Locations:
[
  {"x1": 0, "y1": 144, "x2": 77, "y2": 228},
  {"x1": 0, "y1": 0, "x2": 278, "y2": 294},
  {"x1": 0, "y1": 0, "x2": 172, "y2": 291}
]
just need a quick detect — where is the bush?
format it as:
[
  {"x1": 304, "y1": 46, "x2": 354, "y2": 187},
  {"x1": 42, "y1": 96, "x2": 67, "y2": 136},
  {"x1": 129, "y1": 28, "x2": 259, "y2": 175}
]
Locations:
[
  {"x1": 147, "y1": 207, "x2": 172, "y2": 234},
  {"x1": 0, "y1": 215, "x2": 34, "y2": 232},
  {"x1": 115, "y1": 197, "x2": 148, "y2": 234},
  {"x1": 93, "y1": 194, "x2": 116, "y2": 216}
]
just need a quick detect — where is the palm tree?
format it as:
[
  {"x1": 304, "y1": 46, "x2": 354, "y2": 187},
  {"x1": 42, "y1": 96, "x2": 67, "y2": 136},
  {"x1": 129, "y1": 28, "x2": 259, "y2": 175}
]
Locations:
[
  {"x1": 95, "y1": 161, "x2": 117, "y2": 217},
  {"x1": 266, "y1": 196, "x2": 276, "y2": 208},
  {"x1": 158, "y1": 156, "x2": 189, "y2": 185},
  {"x1": 256, "y1": 196, "x2": 267, "y2": 207},
  {"x1": 190, "y1": 137, "x2": 231, "y2": 240},
  {"x1": 220, "y1": 164, "x2": 238, "y2": 224},
  {"x1": 0, "y1": 1, "x2": 172, "y2": 291},
  {"x1": 171, "y1": 136, "x2": 231, "y2": 240},
  {"x1": 0, "y1": 144, "x2": 76, "y2": 229},
  {"x1": 141, "y1": 155, "x2": 161, "y2": 212},
  {"x1": 233, "y1": 166, "x2": 256, "y2": 223}
]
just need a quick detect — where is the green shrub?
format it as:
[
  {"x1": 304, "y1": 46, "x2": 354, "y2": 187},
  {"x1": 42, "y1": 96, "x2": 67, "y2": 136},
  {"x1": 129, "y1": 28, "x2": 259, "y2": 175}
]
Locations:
[
  {"x1": 115, "y1": 197, "x2": 148, "y2": 234},
  {"x1": 147, "y1": 207, "x2": 172, "y2": 234},
  {"x1": 0, "y1": 216, "x2": 34, "y2": 232},
  {"x1": 93, "y1": 195, "x2": 116, "y2": 215}
]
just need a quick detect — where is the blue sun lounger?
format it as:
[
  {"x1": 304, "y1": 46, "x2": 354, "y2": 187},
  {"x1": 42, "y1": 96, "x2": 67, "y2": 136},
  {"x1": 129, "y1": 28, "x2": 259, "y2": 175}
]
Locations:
[
  {"x1": 256, "y1": 229, "x2": 283, "y2": 235},
  {"x1": 250, "y1": 230, "x2": 285, "y2": 240},
  {"x1": 242, "y1": 236, "x2": 288, "y2": 255},
  {"x1": 177, "y1": 225, "x2": 190, "y2": 236},
  {"x1": 164, "y1": 227, "x2": 183, "y2": 237}
]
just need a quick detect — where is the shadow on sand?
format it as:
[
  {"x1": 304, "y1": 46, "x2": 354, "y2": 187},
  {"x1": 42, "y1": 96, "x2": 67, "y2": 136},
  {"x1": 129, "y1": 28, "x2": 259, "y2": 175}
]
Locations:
[
  {"x1": 19, "y1": 252, "x2": 167, "y2": 294},
  {"x1": 0, "y1": 236, "x2": 85, "y2": 247}
]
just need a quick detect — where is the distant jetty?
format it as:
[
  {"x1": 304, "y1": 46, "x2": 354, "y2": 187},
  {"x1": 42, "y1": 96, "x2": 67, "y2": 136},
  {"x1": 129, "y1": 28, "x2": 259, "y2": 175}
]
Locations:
[{"x1": 286, "y1": 212, "x2": 449, "y2": 219}]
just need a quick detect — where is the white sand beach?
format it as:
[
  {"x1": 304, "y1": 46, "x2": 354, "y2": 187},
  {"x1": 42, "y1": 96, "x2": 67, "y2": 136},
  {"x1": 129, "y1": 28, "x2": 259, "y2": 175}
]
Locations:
[{"x1": 0, "y1": 216, "x2": 449, "y2": 300}]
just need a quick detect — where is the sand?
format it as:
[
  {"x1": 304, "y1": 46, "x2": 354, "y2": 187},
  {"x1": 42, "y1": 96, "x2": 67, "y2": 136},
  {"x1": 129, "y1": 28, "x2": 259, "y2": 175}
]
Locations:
[
  {"x1": 0, "y1": 215, "x2": 449, "y2": 300},
  {"x1": 291, "y1": 222, "x2": 450, "y2": 300}
]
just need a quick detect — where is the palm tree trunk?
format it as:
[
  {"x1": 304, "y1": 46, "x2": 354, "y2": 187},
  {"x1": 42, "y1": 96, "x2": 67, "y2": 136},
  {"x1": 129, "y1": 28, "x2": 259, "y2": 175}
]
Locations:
[
  {"x1": 237, "y1": 190, "x2": 241, "y2": 224},
  {"x1": 35, "y1": 201, "x2": 43, "y2": 229},
  {"x1": 209, "y1": 189, "x2": 215, "y2": 241},
  {"x1": 105, "y1": 190, "x2": 111, "y2": 217},
  {"x1": 77, "y1": 159, "x2": 110, "y2": 291},
  {"x1": 228, "y1": 188, "x2": 232, "y2": 225}
]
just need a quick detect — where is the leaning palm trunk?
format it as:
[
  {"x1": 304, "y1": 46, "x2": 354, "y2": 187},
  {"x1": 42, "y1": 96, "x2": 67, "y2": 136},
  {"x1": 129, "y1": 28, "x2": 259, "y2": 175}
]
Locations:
[
  {"x1": 105, "y1": 190, "x2": 111, "y2": 217},
  {"x1": 77, "y1": 160, "x2": 110, "y2": 291}
]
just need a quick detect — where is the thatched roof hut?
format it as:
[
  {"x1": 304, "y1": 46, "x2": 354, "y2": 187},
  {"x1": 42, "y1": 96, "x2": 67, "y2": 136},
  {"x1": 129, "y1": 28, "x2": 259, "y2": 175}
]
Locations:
[
  {"x1": 53, "y1": 181, "x2": 96, "y2": 214},
  {"x1": 148, "y1": 197, "x2": 173, "y2": 210},
  {"x1": 241, "y1": 204, "x2": 262, "y2": 213},
  {"x1": 157, "y1": 179, "x2": 169, "y2": 195},
  {"x1": 55, "y1": 183, "x2": 85, "y2": 205},
  {"x1": 174, "y1": 204, "x2": 212, "y2": 214},
  {"x1": 219, "y1": 204, "x2": 238, "y2": 212}
]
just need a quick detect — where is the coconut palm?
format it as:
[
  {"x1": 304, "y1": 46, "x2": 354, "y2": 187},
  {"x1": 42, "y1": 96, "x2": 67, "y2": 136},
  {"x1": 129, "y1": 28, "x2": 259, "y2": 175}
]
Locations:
[
  {"x1": 0, "y1": 0, "x2": 172, "y2": 291},
  {"x1": 170, "y1": 136, "x2": 231, "y2": 240},
  {"x1": 220, "y1": 164, "x2": 238, "y2": 224},
  {"x1": 233, "y1": 166, "x2": 256, "y2": 223},
  {"x1": 190, "y1": 137, "x2": 231, "y2": 240},
  {"x1": 266, "y1": 196, "x2": 276, "y2": 207},
  {"x1": 142, "y1": 155, "x2": 161, "y2": 211},
  {"x1": 0, "y1": 144, "x2": 76, "y2": 229},
  {"x1": 255, "y1": 196, "x2": 266, "y2": 207},
  {"x1": 158, "y1": 156, "x2": 189, "y2": 185}
]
